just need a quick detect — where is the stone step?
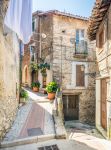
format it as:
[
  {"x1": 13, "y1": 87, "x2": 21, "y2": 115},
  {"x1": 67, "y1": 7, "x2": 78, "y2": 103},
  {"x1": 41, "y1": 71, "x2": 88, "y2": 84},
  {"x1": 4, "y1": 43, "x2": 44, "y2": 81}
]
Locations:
[
  {"x1": 0, "y1": 134, "x2": 55, "y2": 148},
  {"x1": 39, "y1": 88, "x2": 47, "y2": 94}
]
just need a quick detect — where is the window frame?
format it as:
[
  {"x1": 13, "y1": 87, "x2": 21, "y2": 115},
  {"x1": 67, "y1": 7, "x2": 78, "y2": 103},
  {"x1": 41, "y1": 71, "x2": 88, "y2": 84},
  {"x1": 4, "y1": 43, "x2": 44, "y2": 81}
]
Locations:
[
  {"x1": 76, "y1": 64, "x2": 85, "y2": 87},
  {"x1": 71, "y1": 62, "x2": 88, "y2": 89},
  {"x1": 32, "y1": 18, "x2": 36, "y2": 32},
  {"x1": 30, "y1": 46, "x2": 36, "y2": 62}
]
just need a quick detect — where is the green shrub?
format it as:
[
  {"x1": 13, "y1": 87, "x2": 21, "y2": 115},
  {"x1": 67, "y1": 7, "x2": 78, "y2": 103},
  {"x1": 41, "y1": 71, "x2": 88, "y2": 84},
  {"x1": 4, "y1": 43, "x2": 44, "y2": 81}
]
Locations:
[
  {"x1": 30, "y1": 62, "x2": 38, "y2": 72},
  {"x1": 46, "y1": 81, "x2": 58, "y2": 93},
  {"x1": 20, "y1": 89, "x2": 28, "y2": 99},
  {"x1": 31, "y1": 81, "x2": 41, "y2": 88}
]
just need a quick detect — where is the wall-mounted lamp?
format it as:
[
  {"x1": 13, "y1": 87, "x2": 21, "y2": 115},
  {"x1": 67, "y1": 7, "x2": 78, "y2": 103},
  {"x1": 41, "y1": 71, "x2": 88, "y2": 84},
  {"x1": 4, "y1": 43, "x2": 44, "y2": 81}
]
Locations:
[{"x1": 81, "y1": 65, "x2": 85, "y2": 71}]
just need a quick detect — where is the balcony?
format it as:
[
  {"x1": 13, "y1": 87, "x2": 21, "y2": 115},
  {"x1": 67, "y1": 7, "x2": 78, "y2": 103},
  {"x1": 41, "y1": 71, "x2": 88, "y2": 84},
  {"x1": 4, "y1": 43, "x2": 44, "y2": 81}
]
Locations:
[{"x1": 74, "y1": 40, "x2": 88, "y2": 58}]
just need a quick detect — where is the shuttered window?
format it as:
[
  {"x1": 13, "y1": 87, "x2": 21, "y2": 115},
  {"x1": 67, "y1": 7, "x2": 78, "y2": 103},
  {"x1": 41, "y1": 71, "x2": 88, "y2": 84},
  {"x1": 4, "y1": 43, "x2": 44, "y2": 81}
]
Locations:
[
  {"x1": 76, "y1": 65, "x2": 85, "y2": 86},
  {"x1": 99, "y1": 29, "x2": 104, "y2": 49}
]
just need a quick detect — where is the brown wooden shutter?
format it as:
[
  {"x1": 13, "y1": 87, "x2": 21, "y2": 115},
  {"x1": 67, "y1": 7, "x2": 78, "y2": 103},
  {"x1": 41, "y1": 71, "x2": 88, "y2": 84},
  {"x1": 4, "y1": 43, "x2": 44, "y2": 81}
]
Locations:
[
  {"x1": 76, "y1": 65, "x2": 85, "y2": 86},
  {"x1": 99, "y1": 29, "x2": 104, "y2": 48}
]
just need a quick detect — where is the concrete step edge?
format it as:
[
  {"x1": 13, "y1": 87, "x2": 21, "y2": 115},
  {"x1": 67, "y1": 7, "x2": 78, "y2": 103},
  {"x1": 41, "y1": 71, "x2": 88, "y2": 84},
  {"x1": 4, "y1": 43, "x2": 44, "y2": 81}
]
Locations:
[{"x1": 0, "y1": 134, "x2": 56, "y2": 148}]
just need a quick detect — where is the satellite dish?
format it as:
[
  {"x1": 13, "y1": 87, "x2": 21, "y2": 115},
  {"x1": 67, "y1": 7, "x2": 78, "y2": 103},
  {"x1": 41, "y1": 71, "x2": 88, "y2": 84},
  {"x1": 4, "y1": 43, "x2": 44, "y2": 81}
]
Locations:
[{"x1": 41, "y1": 33, "x2": 47, "y2": 39}]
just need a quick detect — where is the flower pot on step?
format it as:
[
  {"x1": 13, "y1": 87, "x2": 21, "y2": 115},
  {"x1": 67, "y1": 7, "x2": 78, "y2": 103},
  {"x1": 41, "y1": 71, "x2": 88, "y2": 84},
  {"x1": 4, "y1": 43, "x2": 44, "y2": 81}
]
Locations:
[
  {"x1": 33, "y1": 87, "x2": 39, "y2": 92},
  {"x1": 48, "y1": 93, "x2": 55, "y2": 100}
]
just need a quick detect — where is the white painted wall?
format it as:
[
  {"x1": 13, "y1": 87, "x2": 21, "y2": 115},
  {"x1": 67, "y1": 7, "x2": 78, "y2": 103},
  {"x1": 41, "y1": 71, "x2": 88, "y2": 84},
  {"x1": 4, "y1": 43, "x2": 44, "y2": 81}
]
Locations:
[{"x1": 96, "y1": 79, "x2": 101, "y2": 127}]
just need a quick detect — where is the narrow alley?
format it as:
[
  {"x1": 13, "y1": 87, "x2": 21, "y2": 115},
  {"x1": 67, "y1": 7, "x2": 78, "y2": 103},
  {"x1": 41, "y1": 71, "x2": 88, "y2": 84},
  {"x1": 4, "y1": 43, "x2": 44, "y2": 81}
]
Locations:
[
  {"x1": 1, "y1": 0, "x2": 111, "y2": 150},
  {"x1": 3, "y1": 89, "x2": 55, "y2": 141},
  {"x1": 0, "y1": 89, "x2": 111, "y2": 150}
]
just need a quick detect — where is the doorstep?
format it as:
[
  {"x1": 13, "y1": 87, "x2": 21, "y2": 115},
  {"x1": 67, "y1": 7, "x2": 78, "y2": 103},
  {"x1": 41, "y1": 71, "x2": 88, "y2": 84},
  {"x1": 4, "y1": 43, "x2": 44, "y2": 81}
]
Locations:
[
  {"x1": 0, "y1": 134, "x2": 55, "y2": 148},
  {"x1": 96, "y1": 125, "x2": 107, "y2": 139}
]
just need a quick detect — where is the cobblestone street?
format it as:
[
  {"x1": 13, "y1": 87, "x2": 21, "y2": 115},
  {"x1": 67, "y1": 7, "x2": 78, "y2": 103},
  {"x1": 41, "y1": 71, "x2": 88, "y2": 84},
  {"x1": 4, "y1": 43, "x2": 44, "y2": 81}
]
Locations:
[
  {"x1": 3, "y1": 89, "x2": 55, "y2": 142},
  {"x1": 1, "y1": 138, "x2": 111, "y2": 150},
  {"x1": 2, "y1": 89, "x2": 111, "y2": 150}
]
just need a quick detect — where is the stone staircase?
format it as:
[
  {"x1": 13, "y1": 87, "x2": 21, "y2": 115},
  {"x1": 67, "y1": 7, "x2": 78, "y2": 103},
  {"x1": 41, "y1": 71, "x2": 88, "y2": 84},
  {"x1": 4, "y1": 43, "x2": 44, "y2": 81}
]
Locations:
[{"x1": 39, "y1": 88, "x2": 47, "y2": 94}]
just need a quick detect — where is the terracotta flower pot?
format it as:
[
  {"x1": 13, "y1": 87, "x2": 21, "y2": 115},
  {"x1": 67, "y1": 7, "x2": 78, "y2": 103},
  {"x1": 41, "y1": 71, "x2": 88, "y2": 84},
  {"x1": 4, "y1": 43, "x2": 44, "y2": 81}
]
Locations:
[
  {"x1": 48, "y1": 93, "x2": 55, "y2": 100},
  {"x1": 33, "y1": 87, "x2": 39, "y2": 92}
]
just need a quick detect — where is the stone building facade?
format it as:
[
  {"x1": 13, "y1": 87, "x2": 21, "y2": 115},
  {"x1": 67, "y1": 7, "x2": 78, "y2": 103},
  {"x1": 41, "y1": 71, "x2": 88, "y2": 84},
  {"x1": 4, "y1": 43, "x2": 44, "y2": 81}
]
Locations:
[
  {"x1": 0, "y1": 0, "x2": 20, "y2": 139},
  {"x1": 88, "y1": 0, "x2": 111, "y2": 139},
  {"x1": 23, "y1": 10, "x2": 96, "y2": 124}
]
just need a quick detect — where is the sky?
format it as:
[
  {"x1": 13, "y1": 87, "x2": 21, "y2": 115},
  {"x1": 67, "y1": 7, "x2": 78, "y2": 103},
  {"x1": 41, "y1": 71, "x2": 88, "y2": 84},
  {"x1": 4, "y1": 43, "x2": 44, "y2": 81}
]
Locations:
[{"x1": 32, "y1": 0, "x2": 95, "y2": 17}]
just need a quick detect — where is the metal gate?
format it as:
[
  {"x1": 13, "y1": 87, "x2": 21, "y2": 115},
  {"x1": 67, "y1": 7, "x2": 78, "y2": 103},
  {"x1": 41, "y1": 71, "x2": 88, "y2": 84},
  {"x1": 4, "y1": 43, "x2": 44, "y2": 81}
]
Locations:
[
  {"x1": 63, "y1": 95, "x2": 79, "y2": 121},
  {"x1": 101, "y1": 78, "x2": 108, "y2": 130}
]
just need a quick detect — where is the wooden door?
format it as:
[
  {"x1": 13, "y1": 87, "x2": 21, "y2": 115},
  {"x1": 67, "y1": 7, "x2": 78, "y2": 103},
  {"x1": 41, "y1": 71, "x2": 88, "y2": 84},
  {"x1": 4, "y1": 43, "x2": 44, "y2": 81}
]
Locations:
[
  {"x1": 63, "y1": 95, "x2": 79, "y2": 121},
  {"x1": 42, "y1": 76, "x2": 47, "y2": 88},
  {"x1": 76, "y1": 65, "x2": 85, "y2": 87},
  {"x1": 101, "y1": 78, "x2": 107, "y2": 130}
]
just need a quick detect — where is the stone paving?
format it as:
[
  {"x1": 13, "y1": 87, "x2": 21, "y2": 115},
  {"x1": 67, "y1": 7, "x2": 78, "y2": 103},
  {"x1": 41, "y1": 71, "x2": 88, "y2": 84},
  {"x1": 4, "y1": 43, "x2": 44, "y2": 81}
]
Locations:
[
  {"x1": 1, "y1": 138, "x2": 111, "y2": 150},
  {"x1": 3, "y1": 89, "x2": 55, "y2": 142},
  {"x1": 65, "y1": 120, "x2": 104, "y2": 139},
  {"x1": 3, "y1": 100, "x2": 32, "y2": 141}
]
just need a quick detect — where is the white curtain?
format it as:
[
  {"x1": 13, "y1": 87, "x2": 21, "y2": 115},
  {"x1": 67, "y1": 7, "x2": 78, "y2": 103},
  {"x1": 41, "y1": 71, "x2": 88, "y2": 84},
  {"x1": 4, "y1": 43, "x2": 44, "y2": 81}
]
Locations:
[{"x1": 4, "y1": 0, "x2": 32, "y2": 44}]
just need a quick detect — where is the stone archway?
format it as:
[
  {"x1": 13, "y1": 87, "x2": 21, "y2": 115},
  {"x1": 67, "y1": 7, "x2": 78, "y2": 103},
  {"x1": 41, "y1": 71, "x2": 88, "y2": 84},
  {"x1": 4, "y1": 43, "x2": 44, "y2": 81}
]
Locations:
[{"x1": 22, "y1": 65, "x2": 29, "y2": 85}]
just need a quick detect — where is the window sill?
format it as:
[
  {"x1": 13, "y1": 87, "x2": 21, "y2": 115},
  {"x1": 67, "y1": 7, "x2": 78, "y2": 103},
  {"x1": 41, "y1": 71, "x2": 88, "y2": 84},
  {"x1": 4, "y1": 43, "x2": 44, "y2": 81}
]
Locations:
[
  {"x1": 73, "y1": 53, "x2": 88, "y2": 58},
  {"x1": 75, "y1": 86, "x2": 87, "y2": 90},
  {"x1": 66, "y1": 85, "x2": 87, "y2": 90}
]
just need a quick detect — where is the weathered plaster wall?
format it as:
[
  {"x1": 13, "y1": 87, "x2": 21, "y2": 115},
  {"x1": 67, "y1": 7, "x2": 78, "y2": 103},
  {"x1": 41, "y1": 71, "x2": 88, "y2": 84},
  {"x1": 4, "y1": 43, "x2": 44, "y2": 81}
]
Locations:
[{"x1": 0, "y1": 1, "x2": 20, "y2": 139}]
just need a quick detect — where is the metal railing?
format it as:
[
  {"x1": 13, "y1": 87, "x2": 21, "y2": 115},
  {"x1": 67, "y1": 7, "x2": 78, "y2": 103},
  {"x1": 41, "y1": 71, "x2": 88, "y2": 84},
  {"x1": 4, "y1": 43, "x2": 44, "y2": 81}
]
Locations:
[{"x1": 75, "y1": 40, "x2": 88, "y2": 55}]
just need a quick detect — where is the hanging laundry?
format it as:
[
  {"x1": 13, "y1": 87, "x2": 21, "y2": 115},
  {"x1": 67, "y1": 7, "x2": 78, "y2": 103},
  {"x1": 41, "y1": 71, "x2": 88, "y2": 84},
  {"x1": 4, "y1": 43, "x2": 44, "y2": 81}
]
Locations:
[{"x1": 4, "y1": 0, "x2": 32, "y2": 44}]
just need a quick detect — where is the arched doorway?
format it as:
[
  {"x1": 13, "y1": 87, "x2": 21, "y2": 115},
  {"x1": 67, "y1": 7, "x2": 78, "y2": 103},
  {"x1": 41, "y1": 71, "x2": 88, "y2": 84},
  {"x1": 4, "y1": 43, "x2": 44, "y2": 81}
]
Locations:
[{"x1": 22, "y1": 65, "x2": 29, "y2": 85}]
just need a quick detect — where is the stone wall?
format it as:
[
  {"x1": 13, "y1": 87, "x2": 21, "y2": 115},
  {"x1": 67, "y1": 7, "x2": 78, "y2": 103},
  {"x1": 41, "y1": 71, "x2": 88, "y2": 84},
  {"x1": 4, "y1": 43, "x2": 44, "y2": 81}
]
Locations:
[
  {"x1": 22, "y1": 44, "x2": 32, "y2": 86},
  {"x1": 52, "y1": 15, "x2": 96, "y2": 124},
  {"x1": 95, "y1": 4, "x2": 111, "y2": 139},
  {"x1": 0, "y1": 0, "x2": 20, "y2": 139}
]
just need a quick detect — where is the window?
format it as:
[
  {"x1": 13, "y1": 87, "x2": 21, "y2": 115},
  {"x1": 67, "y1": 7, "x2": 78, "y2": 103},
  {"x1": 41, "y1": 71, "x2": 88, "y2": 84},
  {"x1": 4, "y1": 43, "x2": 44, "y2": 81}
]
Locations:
[
  {"x1": 75, "y1": 29, "x2": 87, "y2": 54},
  {"x1": 30, "y1": 46, "x2": 36, "y2": 62},
  {"x1": 76, "y1": 29, "x2": 80, "y2": 44},
  {"x1": 32, "y1": 18, "x2": 36, "y2": 32},
  {"x1": 99, "y1": 29, "x2": 104, "y2": 49},
  {"x1": 76, "y1": 29, "x2": 85, "y2": 43},
  {"x1": 76, "y1": 65, "x2": 85, "y2": 86}
]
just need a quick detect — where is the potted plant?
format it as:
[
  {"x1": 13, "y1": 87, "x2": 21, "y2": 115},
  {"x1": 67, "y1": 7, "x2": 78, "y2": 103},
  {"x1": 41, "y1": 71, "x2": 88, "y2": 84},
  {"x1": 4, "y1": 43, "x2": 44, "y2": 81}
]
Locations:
[
  {"x1": 20, "y1": 89, "x2": 29, "y2": 104},
  {"x1": 29, "y1": 62, "x2": 38, "y2": 72},
  {"x1": 46, "y1": 81, "x2": 58, "y2": 100},
  {"x1": 31, "y1": 81, "x2": 41, "y2": 92},
  {"x1": 38, "y1": 62, "x2": 50, "y2": 77}
]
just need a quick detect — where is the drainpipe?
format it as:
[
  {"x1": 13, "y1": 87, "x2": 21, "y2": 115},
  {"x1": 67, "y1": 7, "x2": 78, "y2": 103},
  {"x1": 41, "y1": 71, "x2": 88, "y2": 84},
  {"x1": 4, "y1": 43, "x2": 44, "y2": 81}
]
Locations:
[
  {"x1": 60, "y1": 36, "x2": 63, "y2": 90},
  {"x1": 39, "y1": 16, "x2": 42, "y2": 58},
  {"x1": 19, "y1": 40, "x2": 22, "y2": 104}
]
